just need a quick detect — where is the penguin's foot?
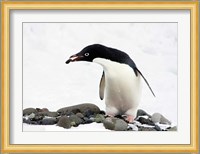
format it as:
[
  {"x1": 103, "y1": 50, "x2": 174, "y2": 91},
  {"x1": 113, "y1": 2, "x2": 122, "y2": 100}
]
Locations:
[{"x1": 124, "y1": 115, "x2": 135, "y2": 123}]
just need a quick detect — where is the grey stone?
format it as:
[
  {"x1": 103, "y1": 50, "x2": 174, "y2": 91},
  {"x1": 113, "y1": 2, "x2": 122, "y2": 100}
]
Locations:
[
  {"x1": 47, "y1": 111, "x2": 59, "y2": 117},
  {"x1": 83, "y1": 109, "x2": 95, "y2": 117},
  {"x1": 82, "y1": 117, "x2": 94, "y2": 124},
  {"x1": 57, "y1": 103, "x2": 100, "y2": 116},
  {"x1": 151, "y1": 113, "x2": 171, "y2": 125},
  {"x1": 36, "y1": 108, "x2": 49, "y2": 112},
  {"x1": 138, "y1": 126, "x2": 157, "y2": 131},
  {"x1": 70, "y1": 121, "x2": 77, "y2": 127},
  {"x1": 76, "y1": 112, "x2": 84, "y2": 119},
  {"x1": 137, "y1": 117, "x2": 155, "y2": 126},
  {"x1": 94, "y1": 114, "x2": 105, "y2": 123},
  {"x1": 114, "y1": 119, "x2": 128, "y2": 131},
  {"x1": 154, "y1": 125, "x2": 162, "y2": 131},
  {"x1": 32, "y1": 115, "x2": 44, "y2": 121},
  {"x1": 23, "y1": 118, "x2": 38, "y2": 125},
  {"x1": 69, "y1": 115, "x2": 83, "y2": 126},
  {"x1": 57, "y1": 116, "x2": 71, "y2": 129},
  {"x1": 136, "y1": 109, "x2": 151, "y2": 118},
  {"x1": 37, "y1": 111, "x2": 58, "y2": 117},
  {"x1": 28, "y1": 113, "x2": 36, "y2": 119},
  {"x1": 103, "y1": 117, "x2": 128, "y2": 131},
  {"x1": 103, "y1": 117, "x2": 115, "y2": 130},
  {"x1": 23, "y1": 108, "x2": 37, "y2": 116},
  {"x1": 40, "y1": 118, "x2": 57, "y2": 125},
  {"x1": 167, "y1": 126, "x2": 177, "y2": 131}
]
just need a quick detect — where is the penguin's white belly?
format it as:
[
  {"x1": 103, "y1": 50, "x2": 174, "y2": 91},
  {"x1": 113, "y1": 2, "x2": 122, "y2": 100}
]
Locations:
[{"x1": 93, "y1": 58, "x2": 142, "y2": 116}]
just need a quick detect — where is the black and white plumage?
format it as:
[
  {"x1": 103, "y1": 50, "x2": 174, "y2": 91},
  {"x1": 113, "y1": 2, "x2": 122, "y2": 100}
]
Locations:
[{"x1": 66, "y1": 44, "x2": 155, "y2": 122}]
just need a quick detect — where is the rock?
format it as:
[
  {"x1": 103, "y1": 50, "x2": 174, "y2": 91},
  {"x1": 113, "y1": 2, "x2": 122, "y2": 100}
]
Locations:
[
  {"x1": 57, "y1": 116, "x2": 71, "y2": 129},
  {"x1": 36, "y1": 108, "x2": 49, "y2": 112},
  {"x1": 23, "y1": 118, "x2": 38, "y2": 125},
  {"x1": 69, "y1": 115, "x2": 83, "y2": 126},
  {"x1": 76, "y1": 112, "x2": 84, "y2": 119},
  {"x1": 23, "y1": 108, "x2": 37, "y2": 116},
  {"x1": 103, "y1": 117, "x2": 115, "y2": 130},
  {"x1": 70, "y1": 121, "x2": 77, "y2": 127},
  {"x1": 128, "y1": 124, "x2": 139, "y2": 131},
  {"x1": 103, "y1": 117, "x2": 128, "y2": 131},
  {"x1": 138, "y1": 126, "x2": 157, "y2": 131},
  {"x1": 32, "y1": 114, "x2": 44, "y2": 121},
  {"x1": 28, "y1": 113, "x2": 36, "y2": 119},
  {"x1": 154, "y1": 125, "x2": 162, "y2": 131},
  {"x1": 83, "y1": 109, "x2": 95, "y2": 118},
  {"x1": 39, "y1": 118, "x2": 57, "y2": 125},
  {"x1": 82, "y1": 117, "x2": 94, "y2": 124},
  {"x1": 151, "y1": 113, "x2": 171, "y2": 125},
  {"x1": 94, "y1": 114, "x2": 105, "y2": 123},
  {"x1": 37, "y1": 111, "x2": 58, "y2": 117},
  {"x1": 57, "y1": 103, "x2": 100, "y2": 116},
  {"x1": 114, "y1": 119, "x2": 128, "y2": 131},
  {"x1": 167, "y1": 126, "x2": 177, "y2": 131},
  {"x1": 23, "y1": 118, "x2": 31, "y2": 124},
  {"x1": 47, "y1": 112, "x2": 59, "y2": 117},
  {"x1": 136, "y1": 109, "x2": 151, "y2": 118},
  {"x1": 137, "y1": 117, "x2": 155, "y2": 126}
]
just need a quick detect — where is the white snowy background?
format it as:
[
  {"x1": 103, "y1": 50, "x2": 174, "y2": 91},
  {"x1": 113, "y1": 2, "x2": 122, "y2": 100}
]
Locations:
[{"x1": 23, "y1": 23, "x2": 177, "y2": 131}]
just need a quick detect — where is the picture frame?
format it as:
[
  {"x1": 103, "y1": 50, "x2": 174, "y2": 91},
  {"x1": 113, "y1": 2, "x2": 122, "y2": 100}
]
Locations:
[{"x1": 1, "y1": 1, "x2": 199, "y2": 153}]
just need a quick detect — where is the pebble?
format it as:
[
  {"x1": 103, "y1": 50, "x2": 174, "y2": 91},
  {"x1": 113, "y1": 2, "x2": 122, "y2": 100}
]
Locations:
[
  {"x1": 37, "y1": 111, "x2": 58, "y2": 117},
  {"x1": 69, "y1": 115, "x2": 83, "y2": 126},
  {"x1": 136, "y1": 109, "x2": 151, "y2": 118},
  {"x1": 103, "y1": 117, "x2": 128, "y2": 131},
  {"x1": 137, "y1": 117, "x2": 155, "y2": 126},
  {"x1": 154, "y1": 125, "x2": 162, "y2": 131},
  {"x1": 151, "y1": 113, "x2": 171, "y2": 125},
  {"x1": 32, "y1": 115, "x2": 44, "y2": 121},
  {"x1": 114, "y1": 119, "x2": 128, "y2": 131},
  {"x1": 103, "y1": 117, "x2": 115, "y2": 130},
  {"x1": 28, "y1": 113, "x2": 36, "y2": 119},
  {"x1": 82, "y1": 117, "x2": 94, "y2": 124},
  {"x1": 138, "y1": 126, "x2": 157, "y2": 131},
  {"x1": 94, "y1": 114, "x2": 105, "y2": 123},
  {"x1": 23, "y1": 118, "x2": 38, "y2": 125},
  {"x1": 39, "y1": 118, "x2": 57, "y2": 125},
  {"x1": 36, "y1": 108, "x2": 49, "y2": 112},
  {"x1": 57, "y1": 116, "x2": 71, "y2": 129},
  {"x1": 83, "y1": 109, "x2": 95, "y2": 118},
  {"x1": 23, "y1": 108, "x2": 37, "y2": 116},
  {"x1": 167, "y1": 126, "x2": 177, "y2": 131},
  {"x1": 57, "y1": 103, "x2": 100, "y2": 116}
]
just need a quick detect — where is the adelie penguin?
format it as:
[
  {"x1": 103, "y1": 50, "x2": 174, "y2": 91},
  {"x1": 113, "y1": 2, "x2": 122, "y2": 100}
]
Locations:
[{"x1": 66, "y1": 44, "x2": 155, "y2": 123}]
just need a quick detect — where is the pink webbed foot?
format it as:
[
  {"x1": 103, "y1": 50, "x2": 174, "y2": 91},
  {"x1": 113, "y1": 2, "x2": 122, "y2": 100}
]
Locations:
[{"x1": 125, "y1": 115, "x2": 135, "y2": 123}]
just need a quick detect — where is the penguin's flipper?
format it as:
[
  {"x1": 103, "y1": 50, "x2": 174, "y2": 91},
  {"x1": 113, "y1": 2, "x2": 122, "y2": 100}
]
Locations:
[
  {"x1": 135, "y1": 68, "x2": 156, "y2": 97},
  {"x1": 99, "y1": 71, "x2": 105, "y2": 100}
]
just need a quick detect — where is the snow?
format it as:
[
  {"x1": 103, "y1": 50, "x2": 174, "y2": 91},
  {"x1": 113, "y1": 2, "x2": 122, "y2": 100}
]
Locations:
[{"x1": 23, "y1": 23, "x2": 177, "y2": 131}]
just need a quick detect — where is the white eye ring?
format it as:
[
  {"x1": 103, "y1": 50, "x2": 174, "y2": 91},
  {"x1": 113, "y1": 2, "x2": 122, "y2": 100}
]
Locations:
[{"x1": 84, "y1": 53, "x2": 89, "y2": 56}]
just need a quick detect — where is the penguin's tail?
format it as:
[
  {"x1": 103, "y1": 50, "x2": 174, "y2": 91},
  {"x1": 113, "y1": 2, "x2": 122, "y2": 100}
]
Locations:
[{"x1": 135, "y1": 68, "x2": 156, "y2": 97}]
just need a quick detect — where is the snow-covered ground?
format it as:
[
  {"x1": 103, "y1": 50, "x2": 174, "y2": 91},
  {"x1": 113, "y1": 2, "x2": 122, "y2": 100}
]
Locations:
[{"x1": 23, "y1": 22, "x2": 177, "y2": 131}]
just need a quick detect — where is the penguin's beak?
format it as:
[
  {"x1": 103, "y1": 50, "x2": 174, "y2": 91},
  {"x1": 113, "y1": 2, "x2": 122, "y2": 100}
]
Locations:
[{"x1": 65, "y1": 55, "x2": 83, "y2": 64}]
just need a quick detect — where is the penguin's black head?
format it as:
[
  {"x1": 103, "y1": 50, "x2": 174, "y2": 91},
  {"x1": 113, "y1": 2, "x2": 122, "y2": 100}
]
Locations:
[{"x1": 66, "y1": 44, "x2": 108, "y2": 64}]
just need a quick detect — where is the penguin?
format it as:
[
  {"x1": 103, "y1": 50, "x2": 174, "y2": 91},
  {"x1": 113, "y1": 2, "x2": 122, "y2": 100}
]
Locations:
[{"x1": 66, "y1": 44, "x2": 155, "y2": 123}]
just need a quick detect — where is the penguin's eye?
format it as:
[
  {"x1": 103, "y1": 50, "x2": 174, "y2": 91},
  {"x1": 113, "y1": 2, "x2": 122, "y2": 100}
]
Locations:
[{"x1": 84, "y1": 53, "x2": 89, "y2": 56}]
